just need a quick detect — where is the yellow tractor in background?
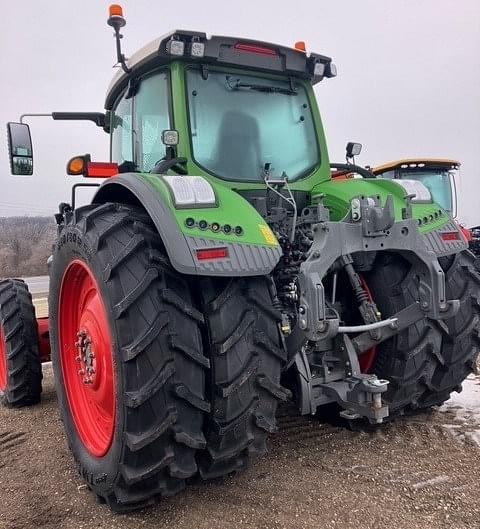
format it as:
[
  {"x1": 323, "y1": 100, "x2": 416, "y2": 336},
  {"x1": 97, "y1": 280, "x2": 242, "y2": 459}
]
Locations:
[{"x1": 371, "y1": 158, "x2": 479, "y2": 254}]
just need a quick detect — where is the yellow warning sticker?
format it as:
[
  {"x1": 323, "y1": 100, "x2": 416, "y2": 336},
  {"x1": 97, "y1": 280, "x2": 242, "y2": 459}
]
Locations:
[{"x1": 259, "y1": 224, "x2": 277, "y2": 245}]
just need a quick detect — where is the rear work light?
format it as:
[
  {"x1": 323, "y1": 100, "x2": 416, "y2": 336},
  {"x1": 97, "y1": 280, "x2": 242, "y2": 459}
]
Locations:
[
  {"x1": 234, "y1": 43, "x2": 277, "y2": 56},
  {"x1": 191, "y1": 40, "x2": 205, "y2": 57},
  {"x1": 166, "y1": 38, "x2": 185, "y2": 56},
  {"x1": 196, "y1": 247, "x2": 229, "y2": 261},
  {"x1": 163, "y1": 175, "x2": 216, "y2": 208},
  {"x1": 441, "y1": 231, "x2": 460, "y2": 242}
]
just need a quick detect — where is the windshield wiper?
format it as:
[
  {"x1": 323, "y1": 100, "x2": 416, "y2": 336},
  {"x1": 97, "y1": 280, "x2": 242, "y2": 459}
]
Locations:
[{"x1": 225, "y1": 76, "x2": 297, "y2": 95}]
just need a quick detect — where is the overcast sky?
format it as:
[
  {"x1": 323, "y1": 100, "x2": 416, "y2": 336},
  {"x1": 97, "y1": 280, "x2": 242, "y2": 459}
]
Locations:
[{"x1": 1, "y1": 0, "x2": 479, "y2": 226}]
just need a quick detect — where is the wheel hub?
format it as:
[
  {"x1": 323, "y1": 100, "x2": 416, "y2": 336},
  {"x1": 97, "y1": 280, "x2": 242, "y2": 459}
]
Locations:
[{"x1": 75, "y1": 330, "x2": 97, "y2": 385}]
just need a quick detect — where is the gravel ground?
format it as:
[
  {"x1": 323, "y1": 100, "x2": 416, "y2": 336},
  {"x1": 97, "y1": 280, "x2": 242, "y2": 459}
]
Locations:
[{"x1": 1, "y1": 365, "x2": 479, "y2": 529}]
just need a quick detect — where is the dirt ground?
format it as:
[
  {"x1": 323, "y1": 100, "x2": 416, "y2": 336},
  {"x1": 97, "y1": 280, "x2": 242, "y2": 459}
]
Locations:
[{"x1": 1, "y1": 366, "x2": 479, "y2": 529}]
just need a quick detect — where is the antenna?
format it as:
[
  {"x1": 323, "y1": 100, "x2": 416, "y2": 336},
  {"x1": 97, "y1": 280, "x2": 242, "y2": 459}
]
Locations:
[{"x1": 107, "y1": 5, "x2": 130, "y2": 74}]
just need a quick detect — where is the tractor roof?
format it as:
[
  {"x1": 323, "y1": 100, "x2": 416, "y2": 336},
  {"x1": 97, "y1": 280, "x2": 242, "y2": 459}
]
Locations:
[
  {"x1": 105, "y1": 30, "x2": 335, "y2": 109},
  {"x1": 373, "y1": 158, "x2": 460, "y2": 174}
]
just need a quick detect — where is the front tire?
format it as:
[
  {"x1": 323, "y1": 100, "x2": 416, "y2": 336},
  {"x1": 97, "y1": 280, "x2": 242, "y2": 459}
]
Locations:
[{"x1": 49, "y1": 203, "x2": 209, "y2": 512}]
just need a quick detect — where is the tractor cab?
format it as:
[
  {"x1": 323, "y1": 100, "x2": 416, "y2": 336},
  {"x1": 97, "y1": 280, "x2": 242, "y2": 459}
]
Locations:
[{"x1": 372, "y1": 159, "x2": 459, "y2": 217}]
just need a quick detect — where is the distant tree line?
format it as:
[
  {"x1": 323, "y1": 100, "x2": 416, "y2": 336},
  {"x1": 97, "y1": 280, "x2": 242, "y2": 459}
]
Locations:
[{"x1": 0, "y1": 216, "x2": 56, "y2": 278}]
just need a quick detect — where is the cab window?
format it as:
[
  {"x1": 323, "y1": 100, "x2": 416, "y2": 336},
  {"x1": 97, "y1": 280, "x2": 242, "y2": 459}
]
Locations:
[{"x1": 110, "y1": 70, "x2": 171, "y2": 172}]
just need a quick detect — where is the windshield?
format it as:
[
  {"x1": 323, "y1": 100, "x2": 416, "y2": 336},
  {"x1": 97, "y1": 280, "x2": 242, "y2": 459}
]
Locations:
[
  {"x1": 382, "y1": 169, "x2": 455, "y2": 213},
  {"x1": 186, "y1": 69, "x2": 319, "y2": 182}
]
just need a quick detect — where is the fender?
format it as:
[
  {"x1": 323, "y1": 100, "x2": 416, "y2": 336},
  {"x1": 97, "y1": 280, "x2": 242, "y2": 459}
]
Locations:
[{"x1": 93, "y1": 173, "x2": 282, "y2": 276}]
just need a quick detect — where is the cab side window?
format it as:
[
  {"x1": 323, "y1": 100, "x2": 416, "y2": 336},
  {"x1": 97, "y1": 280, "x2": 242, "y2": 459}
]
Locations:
[
  {"x1": 110, "y1": 70, "x2": 170, "y2": 172},
  {"x1": 111, "y1": 93, "x2": 133, "y2": 165},
  {"x1": 134, "y1": 72, "x2": 171, "y2": 172}
]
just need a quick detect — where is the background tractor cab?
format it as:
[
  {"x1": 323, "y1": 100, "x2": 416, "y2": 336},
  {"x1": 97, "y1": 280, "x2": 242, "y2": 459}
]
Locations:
[
  {"x1": 371, "y1": 158, "x2": 477, "y2": 248},
  {"x1": 372, "y1": 159, "x2": 459, "y2": 218}
]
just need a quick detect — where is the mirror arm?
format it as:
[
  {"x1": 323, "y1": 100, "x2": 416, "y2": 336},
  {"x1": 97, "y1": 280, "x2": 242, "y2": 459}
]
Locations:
[
  {"x1": 20, "y1": 113, "x2": 52, "y2": 124},
  {"x1": 330, "y1": 163, "x2": 376, "y2": 179},
  {"x1": 51, "y1": 112, "x2": 106, "y2": 128},
  {"x1": 19, "y1": 112, "x2": 106, "y2": 128}
]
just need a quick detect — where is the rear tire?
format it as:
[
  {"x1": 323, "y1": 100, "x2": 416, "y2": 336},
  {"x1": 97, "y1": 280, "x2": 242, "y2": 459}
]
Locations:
[
  {"x1": 49, "y1": 203, "x2": 209, "y2": 512},
  {"x1": 0, "y1": 279, "x2": 42, "y2": 407},
  {"x1": 198, "y1": 277, "x2": 288, "y2": 479},
  {"x1": 365, "y1": 250, "x2": 480, "y2": 415}
]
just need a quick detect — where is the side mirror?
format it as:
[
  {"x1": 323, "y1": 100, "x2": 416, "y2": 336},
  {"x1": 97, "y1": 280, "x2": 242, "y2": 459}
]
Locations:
[
  {"x1": 346, "y1": 141, "x2": 362, "y2": 161},
  {"x1": 7, "y1": 122, "x2": 33, "y2": 175}
]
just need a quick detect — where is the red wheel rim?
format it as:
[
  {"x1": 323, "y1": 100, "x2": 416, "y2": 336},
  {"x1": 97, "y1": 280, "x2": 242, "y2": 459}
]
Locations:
[
  {"x1": 358, "y1": 275, "x2": 377, "y2": 373},
  {"x1": 0, "y1": 325, "x2": 7, "y2": 391},
  {"x1": 59, "y1": 260, "x2": 115, "y2": 457}
]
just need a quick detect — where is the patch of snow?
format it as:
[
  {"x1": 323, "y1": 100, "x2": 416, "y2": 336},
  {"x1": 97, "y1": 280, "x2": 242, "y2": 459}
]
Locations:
[{"x1": 439, "y1": 374, "x2": 480, "y2": 446}]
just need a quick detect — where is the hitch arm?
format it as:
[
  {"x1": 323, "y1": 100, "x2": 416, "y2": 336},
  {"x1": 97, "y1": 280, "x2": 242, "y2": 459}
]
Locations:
[{"x1": 351, "y1": 302, "x2": 425, "y2": 354}]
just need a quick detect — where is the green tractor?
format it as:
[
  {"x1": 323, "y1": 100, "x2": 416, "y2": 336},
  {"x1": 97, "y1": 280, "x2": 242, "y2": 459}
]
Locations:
[{"x1": 3, "y1": 5, "x2": 480, "y2": 512}]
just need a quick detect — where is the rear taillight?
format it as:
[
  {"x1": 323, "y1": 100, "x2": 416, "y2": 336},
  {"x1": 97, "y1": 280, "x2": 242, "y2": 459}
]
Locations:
[
  {"x1": 196, "y1": 247, "x2": 228, "y2": 261},
  {"x1": 441, "y1": 231, "x2": 460, "y2": 242},
  {"x1": 86, "y1": 162, "x2": 118, "y2": 178}
]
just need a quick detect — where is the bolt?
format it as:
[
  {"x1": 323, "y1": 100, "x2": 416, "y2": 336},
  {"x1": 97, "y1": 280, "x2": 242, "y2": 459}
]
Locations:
[
  {"x1": 75, "y1": 356, "x2": 81, "y2": 363},
  {"x1": 89, "y1": 352, "x2": 95, "y2": 359},
  {"x1": 421, "y1": 301, "x2": 429, "y2": 309},
  {"x1": 78, "y1": 369, "x2": 85, "y2": 376}
]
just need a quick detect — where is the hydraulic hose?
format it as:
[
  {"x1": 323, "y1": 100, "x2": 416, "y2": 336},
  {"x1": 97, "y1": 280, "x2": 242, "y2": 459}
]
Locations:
[{"x1": 338, "y1": 318, "x2": 398, "y2": 333}]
